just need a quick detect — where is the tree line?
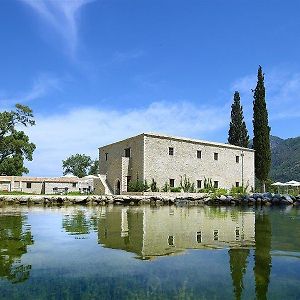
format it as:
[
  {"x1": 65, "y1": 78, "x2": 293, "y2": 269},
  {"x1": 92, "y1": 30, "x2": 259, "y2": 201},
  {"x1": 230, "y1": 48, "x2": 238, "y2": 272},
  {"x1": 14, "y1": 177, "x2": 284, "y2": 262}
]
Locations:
[{"x1": 0, "y1": 66, "x2": 271, "y2": 191}]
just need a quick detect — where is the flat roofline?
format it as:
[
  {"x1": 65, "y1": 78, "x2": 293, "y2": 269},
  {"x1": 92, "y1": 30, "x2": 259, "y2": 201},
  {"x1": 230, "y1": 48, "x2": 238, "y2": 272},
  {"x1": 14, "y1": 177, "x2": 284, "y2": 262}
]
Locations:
[
  {"x1": 99, "y1": 132, "x2": 254, "y2": 152},
  {"x1": 0, "y1": 176, "x2": 80, "y2": 182}
]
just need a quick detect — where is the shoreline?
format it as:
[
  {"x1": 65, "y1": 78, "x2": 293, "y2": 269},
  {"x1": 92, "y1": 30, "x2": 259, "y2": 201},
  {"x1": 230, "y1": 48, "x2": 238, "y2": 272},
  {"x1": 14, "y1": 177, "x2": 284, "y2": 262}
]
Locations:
[{"x1": 0, "y1": 192, "x2": 299, "y2": 206}]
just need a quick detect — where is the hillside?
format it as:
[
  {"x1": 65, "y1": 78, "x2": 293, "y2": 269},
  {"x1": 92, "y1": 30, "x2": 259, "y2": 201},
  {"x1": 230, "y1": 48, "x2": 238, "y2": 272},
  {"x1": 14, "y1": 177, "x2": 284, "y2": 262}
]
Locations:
[{"x1": 269, "y1": 135, "x2": 300, "y2": 182}]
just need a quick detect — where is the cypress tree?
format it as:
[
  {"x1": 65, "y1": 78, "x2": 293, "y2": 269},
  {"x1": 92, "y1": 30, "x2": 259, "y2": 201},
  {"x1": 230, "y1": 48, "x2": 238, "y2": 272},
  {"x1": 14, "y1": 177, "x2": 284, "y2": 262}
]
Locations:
[
  {"x1": 252, "y1": 66, "x2": 271, "y2": 192},
  {"x1": 228, "y1": 91, "x2": 249, "y2": 147}
]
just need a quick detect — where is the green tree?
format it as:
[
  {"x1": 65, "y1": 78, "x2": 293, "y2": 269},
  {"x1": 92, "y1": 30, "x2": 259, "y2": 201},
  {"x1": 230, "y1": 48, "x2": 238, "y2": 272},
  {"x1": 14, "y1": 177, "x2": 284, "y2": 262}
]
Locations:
[
  {"x1": 252, "y1": 66, "x2": 271, "y2": 192},
  {"x1": 89, "y1": 159, "x2": 99, "y2": 175},
  {"x1": 62, "y1": 154, "x2": 98, "y2": 178},
  {"x1": 228, "y1": 91, "x2": 249, "y2": 147},
  {"x1": 0, "y1": 104, "x2": 36, "y2": 175}
]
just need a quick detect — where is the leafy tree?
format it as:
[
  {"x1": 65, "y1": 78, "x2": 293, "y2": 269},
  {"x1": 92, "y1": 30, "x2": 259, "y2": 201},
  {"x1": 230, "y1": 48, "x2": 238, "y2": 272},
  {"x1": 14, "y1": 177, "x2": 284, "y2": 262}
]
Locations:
[
  {"x1": 62, "y1": 154, "x2": 98, "y2": 178},
  {"x1": 228, "y1": 91, "x2": 249, "y2": 147},
  {"x1": 0, "y1": 104, "x2": 36, "y2": 175},
  {"x1": 252, "y1": 66, "x2": 271, "y2": 192},
  {"x1": 89, "y1": 159, "x2": 99, "y2": 175}
]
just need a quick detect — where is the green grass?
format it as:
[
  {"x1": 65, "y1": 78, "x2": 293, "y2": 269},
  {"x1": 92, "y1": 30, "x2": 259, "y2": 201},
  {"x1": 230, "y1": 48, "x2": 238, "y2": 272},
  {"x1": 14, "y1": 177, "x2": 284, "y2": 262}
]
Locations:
[{"x1": 0, "y1": 191, "x2": 37, "y2": 195}]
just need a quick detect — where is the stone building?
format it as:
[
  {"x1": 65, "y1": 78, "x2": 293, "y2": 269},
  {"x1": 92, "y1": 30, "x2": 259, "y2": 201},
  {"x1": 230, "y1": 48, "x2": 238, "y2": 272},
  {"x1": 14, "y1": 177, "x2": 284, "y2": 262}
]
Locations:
[
  {"x1": 0, "y1": 175, "x2": 101, "y2": 194},
  {"x1": 99, "y1": 133, "x2": 255, "y2": 194}
]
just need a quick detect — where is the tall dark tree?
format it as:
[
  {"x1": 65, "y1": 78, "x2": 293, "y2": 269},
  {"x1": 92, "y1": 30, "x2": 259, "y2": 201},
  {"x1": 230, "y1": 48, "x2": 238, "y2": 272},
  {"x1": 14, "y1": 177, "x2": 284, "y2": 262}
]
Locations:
[
  {"x1": 252, "y1": 66, "x2": 271, "y2": 192},
  {"x1": 228, "y1": 91, "x2": 249, "y2": 147}
]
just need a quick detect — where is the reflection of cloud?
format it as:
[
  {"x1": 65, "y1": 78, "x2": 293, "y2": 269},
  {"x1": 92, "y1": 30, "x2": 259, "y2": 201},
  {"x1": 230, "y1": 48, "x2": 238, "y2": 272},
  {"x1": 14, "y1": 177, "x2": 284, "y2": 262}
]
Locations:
[
  {"x1": 21, "y1": 0, "x2": 95, "y2": 57},
  {"x1": 25, "y1": 101, "x2": 228, "y2": 176},
  {"x1": 0, "y1": 74, "x2": 61, "y2": 105}
]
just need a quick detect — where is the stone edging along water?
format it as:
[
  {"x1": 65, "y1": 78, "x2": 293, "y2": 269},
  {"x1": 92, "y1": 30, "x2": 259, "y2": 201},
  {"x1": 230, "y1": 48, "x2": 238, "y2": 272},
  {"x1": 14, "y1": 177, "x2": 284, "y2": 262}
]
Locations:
[{"x1": 0, "y1": 192, "x2": 299, "y2": 206}]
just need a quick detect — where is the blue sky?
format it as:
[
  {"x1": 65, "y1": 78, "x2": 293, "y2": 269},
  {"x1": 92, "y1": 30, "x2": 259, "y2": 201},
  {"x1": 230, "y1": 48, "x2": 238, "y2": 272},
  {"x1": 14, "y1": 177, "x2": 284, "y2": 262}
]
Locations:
[{"x1": 0, "y1": 0, "x2": 300, "y2": 176}]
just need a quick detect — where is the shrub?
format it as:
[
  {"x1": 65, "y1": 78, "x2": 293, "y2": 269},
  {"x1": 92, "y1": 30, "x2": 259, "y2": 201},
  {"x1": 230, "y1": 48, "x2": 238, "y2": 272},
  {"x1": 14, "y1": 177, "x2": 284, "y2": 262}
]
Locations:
[
  {"x1": 170, "y1": 187, "x2": 182, "y2": 192},
  {"x1": 162, "y1": 182, "x2": 170, "y2": 192},
  {"x1": 180, "y1": 175, "x2": 195, "y2": 193},
  {"x1": 150, "y1": 179, "x2": 159, "y2": 192},
  {"x1": 128, "y1": 180, "x2": 148, "y2": 192}
]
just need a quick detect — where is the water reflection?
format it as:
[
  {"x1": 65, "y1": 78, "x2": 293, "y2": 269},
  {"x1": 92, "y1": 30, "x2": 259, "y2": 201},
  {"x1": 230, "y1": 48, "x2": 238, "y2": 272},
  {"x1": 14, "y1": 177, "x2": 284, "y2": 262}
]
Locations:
[
  {"x1": 62, "y1": 209, "x2": 97, "y2": 236},
  {"x1": 97, "y1": 206, "x2": 255, "y2": 259},
  {"x1": 0, "y1": 210, "x2": 33, "y2": 283},
  {"x1": 254, "y1": 212, "x2": 272, "y2": 300}
]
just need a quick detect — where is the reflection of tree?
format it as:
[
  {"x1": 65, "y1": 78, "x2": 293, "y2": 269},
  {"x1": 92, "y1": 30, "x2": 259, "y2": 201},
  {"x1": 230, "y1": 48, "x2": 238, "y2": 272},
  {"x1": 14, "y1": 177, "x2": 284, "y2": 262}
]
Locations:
[
  {"x1": 0, "y1": 214, "x2": 34, "y2": 283},
  {"x1": 254, "y1": 212, "x2": 272, "y2": 300},
  {"x1": 62, "y1": 210, "x2": 92, "y2": 235},
  {"x1": 229, "y1": 248, "x2": 250, "y2": 300}
]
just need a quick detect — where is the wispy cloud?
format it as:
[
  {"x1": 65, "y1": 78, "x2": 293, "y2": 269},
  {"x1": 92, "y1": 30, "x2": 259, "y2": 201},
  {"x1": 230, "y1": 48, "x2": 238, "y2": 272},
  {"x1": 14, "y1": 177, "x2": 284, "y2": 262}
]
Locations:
[
  {"x1": 0, "y1": 74, "x2": 61, "y2": 106},
  {"x1": 25, "y1": 101, "x2": 228, "y2": 176},
  {"x1": 112, "y1": 50, "x2": 146, "y2": 63},
  {"x1": 21, "y1": 0, "x2": 95, "y2": 57},
  {"x1": 231, "y1": 69, "x2": 300, "y2": 121}
]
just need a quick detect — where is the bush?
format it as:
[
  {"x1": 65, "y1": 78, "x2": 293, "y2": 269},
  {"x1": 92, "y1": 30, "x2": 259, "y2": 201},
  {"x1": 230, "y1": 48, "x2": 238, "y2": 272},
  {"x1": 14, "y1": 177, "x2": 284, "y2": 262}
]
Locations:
[
  {"x1": 128, "y1": 180, "x2": 149, "y2": 192},
  {"x1": 170, "y1": 187, "x2": 182, "y2": 192},
  {"x1": 180, "y1": 175, "x2": 195, "y2": 193},
  {"x1": 162, "y1": 182, "x2": 170, "y2": 192},
  {"x1": 150, "y1": 179, "x2": 159, "y2": 192}
]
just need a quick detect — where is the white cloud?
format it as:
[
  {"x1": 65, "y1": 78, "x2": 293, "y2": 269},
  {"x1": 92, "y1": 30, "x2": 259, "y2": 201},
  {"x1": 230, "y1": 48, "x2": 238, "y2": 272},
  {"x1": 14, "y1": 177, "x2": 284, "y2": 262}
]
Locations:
[
  {"x1": 24, "y1": 101, "x2": 228, "y2": 176},
  {"x1": 21, "y1": 0, "x2": 94, "y2": 57},
  {"x1": 0, "y1": 74, "x2": 61, "y2": 106}
]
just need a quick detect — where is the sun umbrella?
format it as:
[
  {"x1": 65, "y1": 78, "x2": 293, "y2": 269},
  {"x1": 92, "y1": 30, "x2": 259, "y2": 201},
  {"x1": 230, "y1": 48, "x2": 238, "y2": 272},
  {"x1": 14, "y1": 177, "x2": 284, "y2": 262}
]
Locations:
[{"x1": 271, "y1": 182, "x2": 286, "y2": 193}]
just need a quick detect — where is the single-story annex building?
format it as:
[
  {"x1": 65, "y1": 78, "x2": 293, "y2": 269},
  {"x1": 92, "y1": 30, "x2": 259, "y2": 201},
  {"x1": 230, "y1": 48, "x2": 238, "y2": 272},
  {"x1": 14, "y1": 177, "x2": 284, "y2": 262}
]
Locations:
[
  {"x1": 0, "y1": 175, "x2": 102, "y2": 195},
  {"x1": 98, "y1": 132, "x2": 255, "y2": 194}
]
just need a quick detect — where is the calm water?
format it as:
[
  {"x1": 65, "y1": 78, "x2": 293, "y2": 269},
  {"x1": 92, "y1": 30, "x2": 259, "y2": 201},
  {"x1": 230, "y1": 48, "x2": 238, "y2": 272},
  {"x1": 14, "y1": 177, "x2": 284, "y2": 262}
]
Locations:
[{"x1": 0, "y1": 205, "x2": 299, "y2": 300}]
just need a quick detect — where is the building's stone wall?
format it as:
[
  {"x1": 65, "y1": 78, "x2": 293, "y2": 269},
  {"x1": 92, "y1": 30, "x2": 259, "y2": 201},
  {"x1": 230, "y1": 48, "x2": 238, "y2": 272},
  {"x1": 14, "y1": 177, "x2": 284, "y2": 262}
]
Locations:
[
  {"x1": 144, "y1": 134, "x2": 255, "y2": 191},
  {"x1": 99, "y1": 134, "x2": 144, "y2": 193}
]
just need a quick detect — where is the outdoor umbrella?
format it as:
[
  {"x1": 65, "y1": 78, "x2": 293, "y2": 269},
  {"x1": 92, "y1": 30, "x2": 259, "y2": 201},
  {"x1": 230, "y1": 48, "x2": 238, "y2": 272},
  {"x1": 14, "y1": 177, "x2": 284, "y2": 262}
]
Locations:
[{"x1": 271, "y1": 182, "x2": 285, "y2": 193}]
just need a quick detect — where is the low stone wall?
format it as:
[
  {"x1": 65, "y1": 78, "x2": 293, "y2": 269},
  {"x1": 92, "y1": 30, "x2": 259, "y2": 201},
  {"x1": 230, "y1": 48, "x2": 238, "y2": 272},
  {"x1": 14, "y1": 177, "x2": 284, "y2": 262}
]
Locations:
[{"x1": 0, "y1": 192, "x2": 299, "y2": 206}]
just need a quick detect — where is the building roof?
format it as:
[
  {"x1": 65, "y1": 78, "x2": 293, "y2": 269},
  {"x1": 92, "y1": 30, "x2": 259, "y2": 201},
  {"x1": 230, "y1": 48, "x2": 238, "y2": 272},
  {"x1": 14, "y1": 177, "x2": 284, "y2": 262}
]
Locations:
[
  {"x1": 99, "y1": 132, "x2": 255, "y2": 152},
  {"x1": 0, "y1": 176, "x2": 80, "y2": 183}
]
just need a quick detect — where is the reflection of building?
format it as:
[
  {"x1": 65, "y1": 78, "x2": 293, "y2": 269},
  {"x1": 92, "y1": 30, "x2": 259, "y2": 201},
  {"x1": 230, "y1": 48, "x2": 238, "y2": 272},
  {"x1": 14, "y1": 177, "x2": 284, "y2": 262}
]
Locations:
[
  {"x1": 99, "y1": 133, "x2": 255, "y2": 194},
  {"x1": 98, "y1": 206, "x2": 255, "y2": 259}
]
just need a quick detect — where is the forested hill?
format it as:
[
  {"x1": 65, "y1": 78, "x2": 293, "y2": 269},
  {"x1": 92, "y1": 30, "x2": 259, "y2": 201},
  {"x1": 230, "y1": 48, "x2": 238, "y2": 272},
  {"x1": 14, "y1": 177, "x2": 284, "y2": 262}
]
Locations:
[{"x1": 269, "y1": 135, "x2": 300, "y2": 182}]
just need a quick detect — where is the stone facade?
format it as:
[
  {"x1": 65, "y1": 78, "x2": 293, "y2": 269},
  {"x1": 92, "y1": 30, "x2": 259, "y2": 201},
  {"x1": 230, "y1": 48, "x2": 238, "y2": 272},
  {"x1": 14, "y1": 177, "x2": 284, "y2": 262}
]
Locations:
[
  {"x1": 0, "y1": 175, "x2": 101, "y2": 195},
  {"x1": 99, "y1": 133, "x2": 255, "y2": 194}
]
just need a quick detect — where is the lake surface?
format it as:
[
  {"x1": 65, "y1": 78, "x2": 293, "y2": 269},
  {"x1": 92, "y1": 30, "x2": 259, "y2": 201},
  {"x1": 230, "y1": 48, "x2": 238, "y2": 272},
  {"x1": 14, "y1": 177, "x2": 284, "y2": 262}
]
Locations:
[{"x1": 0, "y1": 205, "x2": 299, "y2": 299}]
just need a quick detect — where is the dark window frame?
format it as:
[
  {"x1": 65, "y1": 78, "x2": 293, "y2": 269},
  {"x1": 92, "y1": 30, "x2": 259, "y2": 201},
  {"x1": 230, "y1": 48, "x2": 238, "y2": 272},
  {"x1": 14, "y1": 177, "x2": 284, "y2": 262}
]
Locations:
[
  {"x1": 197, "y1": 150, "x2": 202, "y2": 159},
  {"x1": 105, "y1": 153, "x2": 108, "y2": 161},
  {"x1": 26, "y1": 182, "x2": 32, "y2": 189},
  {"x1": 236, "y1": 156, "x2": 240, "y2": 163},
  {"x1": 197, "y1": 180, "x2": 202, "y2": 189},
  {"x1": 169, "y1": 178, "x2": 175, "y2": 188},
  {"x1": 236, "y1": 182, "x2": 240, "y2": 187},
  {"x1": 124, "y1": 148, "x2": 131, "y2": 158},
  {"x1": 169, "y1": 147, "x2": 174, "y2": 156},
  {"x1": 214, "y1": 152, "x2": 219, "y2": 161},
  {"x1": 213, "y1": 181, "x2": 219, "y2": 188}
]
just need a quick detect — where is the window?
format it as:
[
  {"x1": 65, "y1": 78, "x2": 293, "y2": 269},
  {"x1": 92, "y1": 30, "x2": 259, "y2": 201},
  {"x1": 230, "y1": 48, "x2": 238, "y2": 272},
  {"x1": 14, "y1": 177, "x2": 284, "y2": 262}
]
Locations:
[
  {"x1": 124, "y1": 148, "x2": 131, "y2": 158},
  {"x1": 168, "y1": 235, "x2": 174, "y2": 246},
  {"x1": 214, "y1": 181, "x2": 219, "y2": 188},
  {"x1": 126, "y1": 176, "x2": 131, "y2": 192},
  {"x1": 236, "y1": 182, "x2": 240, "y2": 187},
  {"x1": 214, "y1": 152, "x2": 219, "y2": 160},
  {"x1": 72, "y1": 182, "x2": 77, "y2": 187},
  {"x1": 197, "y1": 150, "x2": 202, "y2": 159},
  {"x1": 236, "y1": 156, "x2": 240, "y2": 163},
  {"x1": 196, "y1": 231, "x2": 202, "y2": 243},
  {"x1": 197, "y1": 180, "x2": 202, "y2": 189},
  {"x1": 26, "y1": 182, "x2": 32, "y2": 189},
  {"x1": 213, "y1": 230, "x2": 219, "y2": 241},
  {"x1": 169, "y1": 179, "x2": 175, "y2": 188},
  {"x1": 169, "y1": 147, "x2": 174, "y2": 156},
  {"x1": 105, "y1": 153, "x2": 108, "y2": 161},
  {"x1": 235, "y1": 227, "x2": 240, "y2": 240}
]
